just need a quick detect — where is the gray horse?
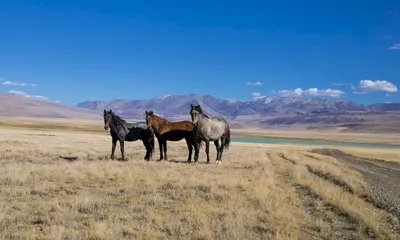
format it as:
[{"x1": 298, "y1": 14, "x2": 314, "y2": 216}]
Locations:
[
  {"x1": 189, "y1": 104, "x2": 231, "y2": 164},
  {"x1": 103, "y1": 109, "x2": 155, "y2": 161}
]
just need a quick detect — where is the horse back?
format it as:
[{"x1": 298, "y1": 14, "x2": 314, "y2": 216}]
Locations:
[
  {"x1": 211, "y1": 116, "x2": 227, "y2": 123},
  {"x1": 158, "y1": 120, "x2": 193, "y2": 135}
]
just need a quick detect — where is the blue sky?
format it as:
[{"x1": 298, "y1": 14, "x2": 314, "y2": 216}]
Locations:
[{"x1": 0, "y1": 0, "x2": 399, "y2": 105}]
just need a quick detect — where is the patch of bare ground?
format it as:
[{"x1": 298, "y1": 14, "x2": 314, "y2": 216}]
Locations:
[
  {"x1": 269, "y1": 151, "x2": 400, "y2": 239},
  {"x1": 312, "y1": 149, "x2": 400, "y2": 221}
]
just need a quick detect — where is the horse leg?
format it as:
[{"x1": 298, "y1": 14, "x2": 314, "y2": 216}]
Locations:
[
  {"x1": 214, "y1": 140, "x2": 220, "y2": 164},
  {"x1": 217, "y1": 137, "x2": 225, "y2": 164},
  {"x1": 193, "y1": 141, "x2": 200, "y2": 164},
  {"x1": 185, "y1": 138, "x2": 193, "y2": 163},
  {"x1": 158, "y1": 139, "x2": 163, "y2": 161},
  {"x1": 163, "y1": 140, "x2": 168, "y2": 161},
  {"x1": 119, "y1": 140, "x2": 125, "y2": 161},
  {"x1": 205, "y1": 140, "x2": 210, "y2": 164},
  {"x1": 141, "y1": 139, "x2": 150, "y2": 161},
  {"x1": 191, "y1": 141, "x2": 200, "y2": 164},
  {"x1": 110, "y1": 137, "x2": 117, "y2": 160}
]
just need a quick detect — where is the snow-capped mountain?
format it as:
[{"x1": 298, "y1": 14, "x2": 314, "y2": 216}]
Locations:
[{"x1": 75, "y1": 94, "x2": 400, "y2": 126}]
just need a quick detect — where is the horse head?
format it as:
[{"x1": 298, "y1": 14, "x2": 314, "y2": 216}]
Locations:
[
  {"x1": 190, "y1": 104, "x2": 202, "y2": 127},
  {"x1": 103, "y1": 109, "x2": 113, "y2": 130},
  {"x1": 145, "y1": 110, "x2": 154, "y2": 130}
]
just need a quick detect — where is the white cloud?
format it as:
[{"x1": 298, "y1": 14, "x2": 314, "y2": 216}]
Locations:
[
  {"x1": 353, "y1": 80, "x2": 398, "y2": 93},
  {"x1": 352, "y1": 91, "x2": 367, "y2": 95},
  {"x1": 332, "y1": 83, "x2": 354, "y2": 86},
  {"x1": 2, "y1": 80, "x2": 37, "y2": 87},
  {"x1": 388, "y1": 43, "x2": 400, "y2": 50},
  {"x1": 7, "y1": 90, "x2": 48, "y2": 100},
  {"x1": 277, "y1": 88, "x2": 304, "y2": 97},
  {"x1": 251, "y1": 92, "x2": 265, "y2": 100},
  {"x1": 245, "y1": 81, "x2": 262, "y2": 86},
  {"x1": 305, "y1": 88, "x2": 345, "y2": 97},
  {"x1": 8, "y1": 90, "x2": 27, "y2": 95},
  {"x1": 277, "y1": 88, "x2": 345, "y2": 97}
]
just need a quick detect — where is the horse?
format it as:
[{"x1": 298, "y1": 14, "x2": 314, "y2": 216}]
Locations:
[
  {"x1": 189, "y1": 104, "x2": 230, "y2": 164},
  {"x1": 103, "y1": 109, "x2": 155, "y2": 161},
  {"x1": 145, "y1": 110, "x2": 201, "y2": 163}
]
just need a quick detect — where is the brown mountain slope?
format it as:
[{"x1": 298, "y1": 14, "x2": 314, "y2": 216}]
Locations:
[{"x1": 0, "y1": 93, "x2": 101, "y2": 120}]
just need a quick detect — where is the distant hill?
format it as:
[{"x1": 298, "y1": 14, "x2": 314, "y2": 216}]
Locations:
[
  {"x1": 76, "y1": 94, "x2": 400, "y2": 127},
  {"x1": 1, "y1": 92, "x2": 400, "y2": 130},
  {"x1": 368, "y1": 103, "x2": 400, "y2": 112},
  {"x1": 0, "y1": 93, "x2": 101, "y2": 120}
]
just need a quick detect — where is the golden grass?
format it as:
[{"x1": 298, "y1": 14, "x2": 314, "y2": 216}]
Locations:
[
  {"x1": 338, "y1": 148, "x2": 400, "y2": 164},
  {"x1": 0, "y1": 129, "x2": 310, "y2": 239},
  {"x1": 269, "y1": 151, "x2": 399, "y2": 239},
  {"x1": 0, "y1": 116, "x2": 104, "y2": 134},
  {"x1": 0, "y1": 122, "x2": 399, "y2": 239}
]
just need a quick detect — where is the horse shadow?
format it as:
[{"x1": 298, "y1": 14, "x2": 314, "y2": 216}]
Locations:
[
  {"x1": 167, "y1": 159, "x2": 190, "y2": 164},
  {"x1": 59, "y1": 156, "x2": 79, "y2": 162}
]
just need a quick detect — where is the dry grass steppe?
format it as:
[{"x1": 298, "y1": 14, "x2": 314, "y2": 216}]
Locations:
[{"x1": 0, "y1": 118, "x2": 399, "y2": 239}]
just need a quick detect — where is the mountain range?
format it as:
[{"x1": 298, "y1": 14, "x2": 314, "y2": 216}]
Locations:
[
  {"x1": 1, "y1": 92, "x2": 399, "y2": 130},
  {"x1": 75, "y1": 94, "x2": 400, "y2": 128}
]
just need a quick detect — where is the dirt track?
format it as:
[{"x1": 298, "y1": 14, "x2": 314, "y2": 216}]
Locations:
[{"x1": 313, "y1": 149, "x2": 400, "y2": 219}]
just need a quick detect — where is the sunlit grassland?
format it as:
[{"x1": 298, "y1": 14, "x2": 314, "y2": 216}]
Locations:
[{"x1": 0, "y1": 120, "x2": 399, "y2": 239}]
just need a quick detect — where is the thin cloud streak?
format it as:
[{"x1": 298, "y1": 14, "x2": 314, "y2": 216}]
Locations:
[
  {"x1": 245, "y1": 81, "x2": 262, "y2": 86},
  {"x1": 7, "y1": 90, "x2": 48, "y2": 100},
  {"x1": 277, "y1": 88, "x2": 345, "y2": 97},
  {"x1": 388, "y1": 43, "x2": 400, "y2": 50},
  {"x1": 2, "y1": 80, "x2": 37, "y2": 87}
]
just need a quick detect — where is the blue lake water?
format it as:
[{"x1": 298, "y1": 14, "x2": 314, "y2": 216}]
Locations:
[{"x1": 231, "y1": 136, "x2": 400, "y2": 149}]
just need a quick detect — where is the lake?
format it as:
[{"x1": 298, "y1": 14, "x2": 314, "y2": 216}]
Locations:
[{"x1": 231, "y1": 136, "x2": 400, "y2": 149}]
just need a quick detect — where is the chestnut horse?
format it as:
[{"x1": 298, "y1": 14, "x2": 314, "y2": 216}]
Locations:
[{"x1": 145, "y1": 111, "x2": 201, "y2": 163}]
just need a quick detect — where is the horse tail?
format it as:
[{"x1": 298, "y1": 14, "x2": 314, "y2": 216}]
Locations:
[{"x1": 224, "y1": 122, "x2": 231, "y2": 150}]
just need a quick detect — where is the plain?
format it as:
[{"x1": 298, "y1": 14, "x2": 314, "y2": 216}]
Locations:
[{"x1": 0, "y1": 117, "x2": 399, "y2": 239}]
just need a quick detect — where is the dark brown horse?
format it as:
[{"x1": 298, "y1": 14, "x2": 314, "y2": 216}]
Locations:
[{"x1": 145, "y1": 111, "x2": 201, "y2": 163}]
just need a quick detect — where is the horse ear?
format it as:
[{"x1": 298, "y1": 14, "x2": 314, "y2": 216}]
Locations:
[
  {"x1": 104, "y1": 109, "x2": 106, "y2": 113},
  {"x1": 145, "y1": 111, "x2": 148, "y2": 114},
  {"x1": 190, "y1": 104, "x2": 194, "y2": 109},
  {"x1": 149, "y1": 111, "x2": 153, "y2": 115}
]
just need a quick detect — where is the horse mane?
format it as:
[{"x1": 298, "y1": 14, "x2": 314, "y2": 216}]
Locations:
[
  {"x1": 112, "y1": 113, "x2": 126, "y2": 123},
  {"x1": 148, "y1": 112, "x2": 170, "y2": 124},
  {"x1": 192, "y1": 105, "x2": 209, "y2": 119},
  {"x1": 110, "y1": 112, "x2": 128, "y2": 131},
  {"x1": 113, "y1": 113, "x2": 126, "y2": 123}
]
